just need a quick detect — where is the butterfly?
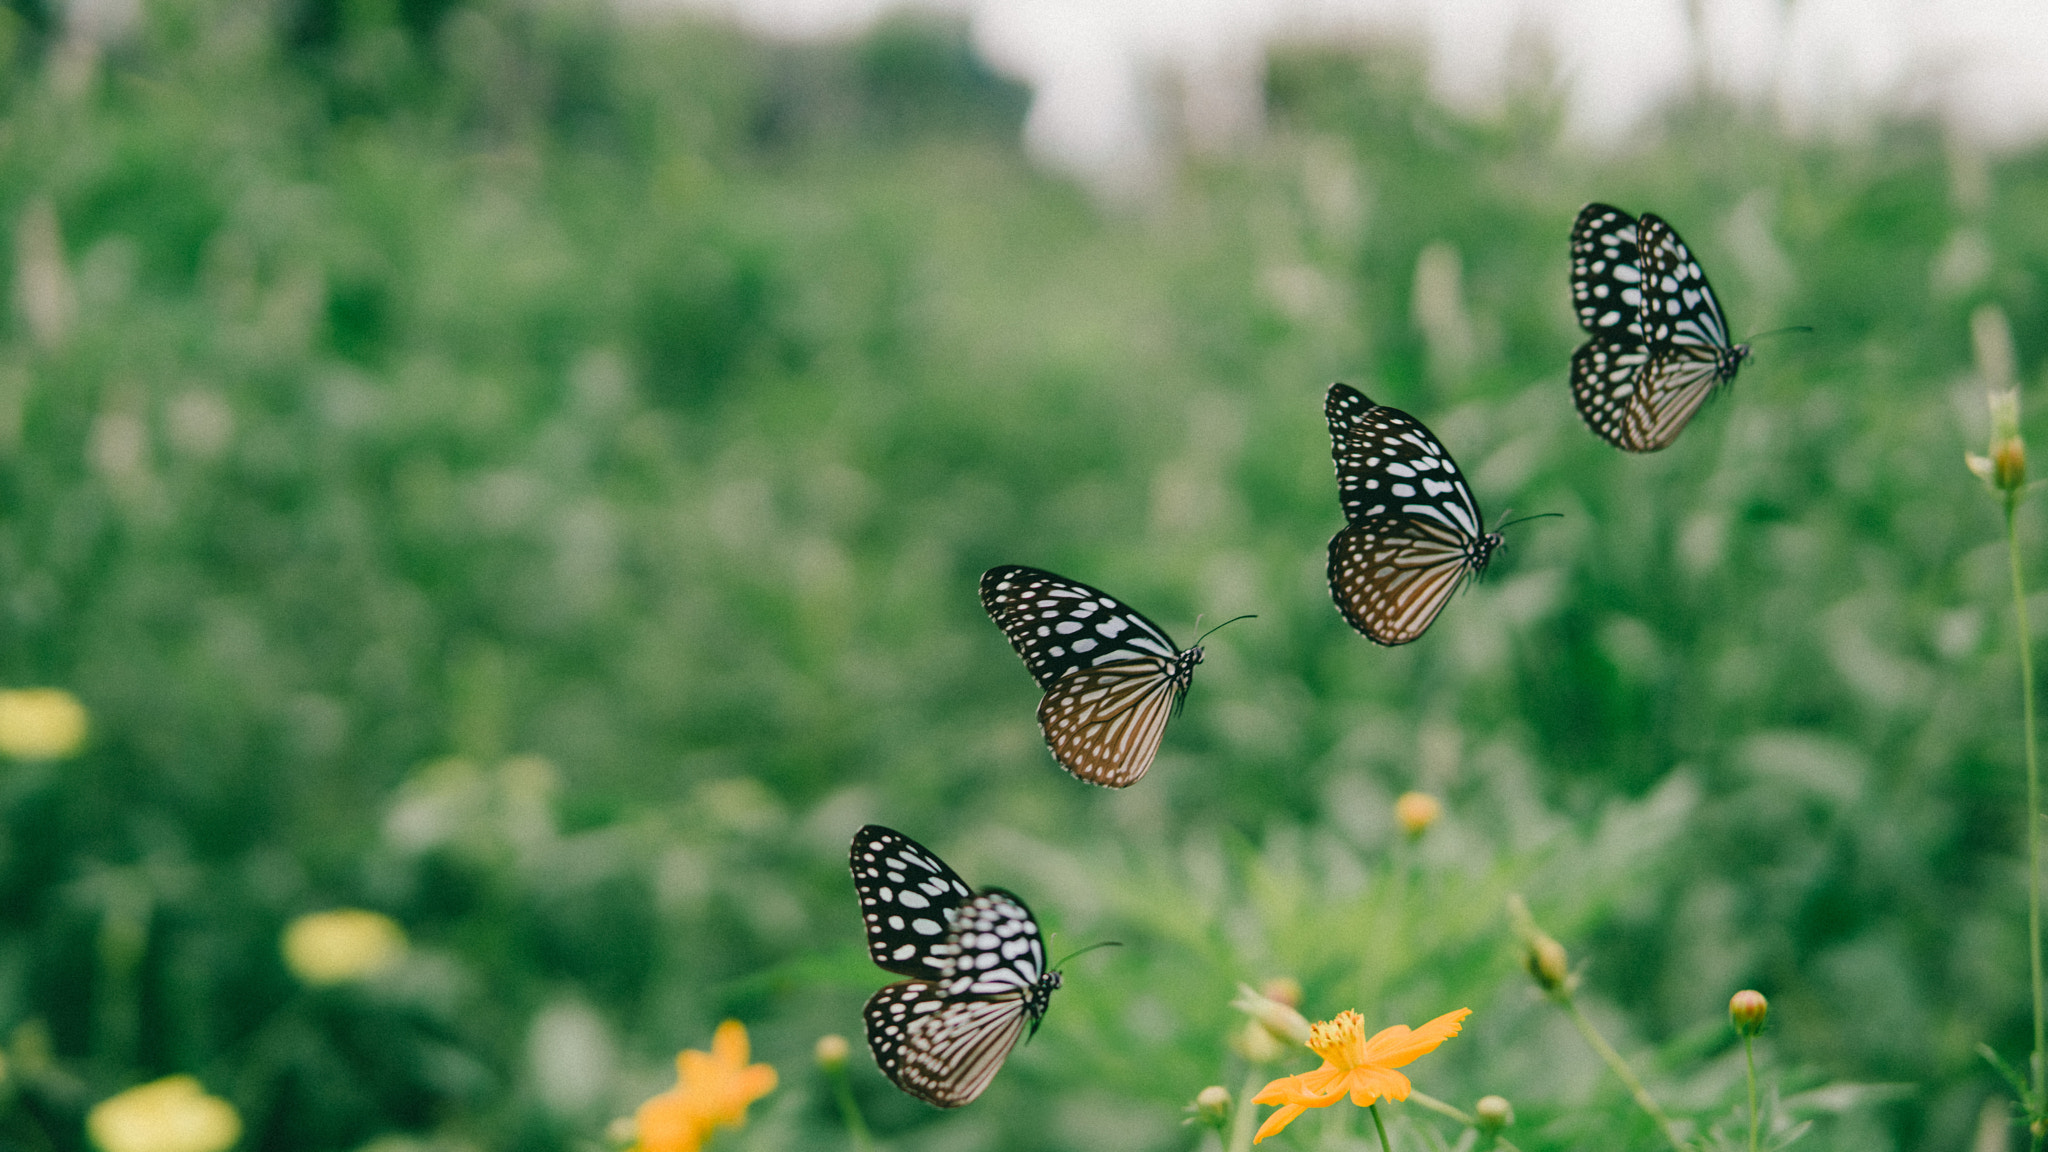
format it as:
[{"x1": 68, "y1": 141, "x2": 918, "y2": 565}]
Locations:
[
  {"x1": 981, "y1": 566, "x2": 1229, "y2": 788},
  {"x1": 1569, "y1": 203, "x2": 1751, "y2": 452},
  {"x1": 1325, "y1": 383, "x2": 1500, "y2": 645},
  {"x1": 851, "y1": 824, "x2": 1061, "y2": 1108}
]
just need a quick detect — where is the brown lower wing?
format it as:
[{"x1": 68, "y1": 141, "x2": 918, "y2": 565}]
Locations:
[
  {"x1": 1327, "y1": 521, "x2": 1473, "y2": 645},
  {"x1": 1036, "y1": 660, "x2": 1179, "y2": 787}
]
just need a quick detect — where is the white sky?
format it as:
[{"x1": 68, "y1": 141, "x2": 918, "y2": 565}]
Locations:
[{"x1": 636, "y1": 0, "x2": 2048, "y2": 192}]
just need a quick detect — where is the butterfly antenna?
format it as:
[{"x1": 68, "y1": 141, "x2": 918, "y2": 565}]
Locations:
[
  {"x1": 1494, "y1": 511, "x2": 1563, "y2": 534},
  {"x1": 1743, "y1": 325, "x2": 1814, "y2": 344},
  {"x1": 1052, "y1": 940, "x2": 1124, "y2": 969},
  {"x1": 1192, "y1": 614, "x2": 1257, "y2": 646}
]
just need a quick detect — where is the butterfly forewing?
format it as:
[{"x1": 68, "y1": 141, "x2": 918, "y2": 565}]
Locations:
[
  {"x1": 1569, "y1": 203, "x2": 1646, "y2": 337},
  {"x1": 980, "y1": 566, "x2": 1182, "y2": 689},
  {"x1": 939, "y1": 889, "x2": 1048, "y2": 1000},
  {"x1": 1637, "y1": 214, "x2": 1733, "y2": 350},
  {"x1": 1324, "y1": 384, "x2": 1484, "y2": 537},
  {"x1": 850, "y1": 825, "x2": 976, "y2": 979},
  {"x1": 1323, "y1": 384, "x2": 1498, "y2": 645}
]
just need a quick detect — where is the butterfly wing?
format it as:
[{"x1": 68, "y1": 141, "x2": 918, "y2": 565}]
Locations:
[
  {"x1": 1035, "y1": 659, "x2": 1182, "y2": 788},
  {"x1": 850, "y1": 825, "x2": 976, "y2": 979},
  {"x1": 980, "y1": 567, "x2": 1184, "y2": 690},
  {"x1": 1327, "y1": 518, "x2": 1478, "y2": 645},
  {"x1": 1324, "y1": 384, "x2": 1486, "y2": 541},
  {"x1": 1636, "y1": 213, "x2": 1734, "y2": 351},
  {"x1": 1569, "y1": 203, "x2": 1647, "y2": 338}
]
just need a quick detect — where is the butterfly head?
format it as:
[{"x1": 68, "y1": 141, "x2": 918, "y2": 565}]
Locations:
[
  {"x1": 1471, "y1": 530, "x2": 1504, "y2": 576},
  {"x1": 1024, "y1": 969, "x2": 1063, "y2": 1036}
]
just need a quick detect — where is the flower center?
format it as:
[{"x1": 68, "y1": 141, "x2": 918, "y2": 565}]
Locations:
[{"x1": 1306, "y1": 1010, "x2": 1368, "y2": 1070}]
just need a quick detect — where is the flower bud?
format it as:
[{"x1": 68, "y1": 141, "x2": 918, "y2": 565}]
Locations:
[
  {"x1": 1192, "y1": 1084, "x2": 1232, "y2": 1126},
  {"x1": 1230, "y1": 1017, "x2": 1288, "y2": 1064},
  {"x1": 814, "y1": 1034, "x2": 849, "y2": 1071},
  {"x1": 1728, "y1": 989, "x2": 1768, "y2": 1036},
  {"x1": 1474, "y1": 1094, "x2": 1513, "y2": 1131},
  {"x1": 1506, "y1": 894, "x2": 1573, "y2": 996},
  {"x1": 1523, "y1": 935, "x2": 1570, "y2": 994},
  {"x1": 1232, "y1": 983, "x2": 1311, "y2": 1046},
  {"x1": 1260, "y1": 976, "x2": 1302, "y2": 1008},
  {"x1": 1395, "y1": 791, "x2": 1443, "y2": 836}
]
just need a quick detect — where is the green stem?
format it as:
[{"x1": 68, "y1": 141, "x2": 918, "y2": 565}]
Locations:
[
  {"x1": 2010, "y1": 493, "x2": 2047, "y2": 1151},
  {"x1": 828, "y1": 1063, "x2": 873, "y2": 1152},
  {"x1": 1562, "y1": 995, "x2": 1686, "y2": 1152},
  {"x1": 1226, "y1": 1067, "x2": 1264, "y2": 1152},
  {"x1": 1744, "y1": 1034, "x2": 1759, "y2": 1152},
  {"x1": 1369, "y1": 1102, "x2": 1392, "y2": 1151}
]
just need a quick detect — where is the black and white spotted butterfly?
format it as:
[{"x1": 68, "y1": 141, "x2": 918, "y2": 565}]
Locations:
[
  {"x1": 1325, "y1": 383, "x2": 1503, "y2": 645},
  {"x1": 851, "y1": 824, "x2": 1060, "y2": 1108},
  {"x1": 1569, "y1": 203, "x2": 1751, "y2": 452},
  {"x1": 981, "y1": 566, "x2": 1244, "y2": 788}
]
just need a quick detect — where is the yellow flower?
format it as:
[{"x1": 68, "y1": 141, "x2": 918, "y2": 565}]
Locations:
[
  {"x1": 280, "y1": 909, "x2": 407, "y2": 986},
  {"x1": 86, "y1": 1075, "x2": 242, "y2": 1152},
  {"x1": 631, "y1": 1021, "x2": 777, "y2": 1152},
  {"x1": 1251, "y1": 1007, "x2": 1471, "y2": 1144},
  {"x1": 0, "y1": 688, "x2": 88, "y2": 759}
]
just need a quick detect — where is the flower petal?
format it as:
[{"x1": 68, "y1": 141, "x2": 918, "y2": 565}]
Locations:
[
  {"x1": 1359, "y1": 1007, "x2": 1470, "y2": 1069},
  {"x1": 711, "y1": 1020, "x2": 751, "y2": 1068},
  {"x1": 1252, "y1": 1102, "x2": 1308, "y2": 1144},
  {"x1": 1253, "y1": 1066, "x2": 1349, "y2": 1107},
  {"x1": 1344, "y1": 1065, "x2": 1413, "y2": 1106}
]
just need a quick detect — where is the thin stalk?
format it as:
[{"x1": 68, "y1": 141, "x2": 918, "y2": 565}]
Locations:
[
  {"x1": 827, "y1": 1063, "x2": 873, "y2": 1152},
  {"x1": 1368, "y1": 1102, "x2": 1393, "y2": 1151},
  {"x1": 1562, "y1": 996, "x2": 1686, "y2": 1152},
  {"x1": 2009, "y1": 492, "x2": 2047, "y2": 1149},
  {"x1": 1743, "y1": 1034, "x2": 1759, "y2": 1152},
  {"x1": 1226, "y1": 1067, "x2": 1264, "y2": 1152}
]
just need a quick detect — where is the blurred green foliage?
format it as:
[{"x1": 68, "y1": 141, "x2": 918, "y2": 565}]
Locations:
[{"x1": 0, "y1": 0, "x2": 2046, "y2": 1149}]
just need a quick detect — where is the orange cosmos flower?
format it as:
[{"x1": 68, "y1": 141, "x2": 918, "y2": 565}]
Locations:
[
  {"x1": 1251, "y1": 1007, "x2": 1471, "y2": 1144},
  {"x1": 631, "y1": 1020, "x2": 778, "y2": 1152}
]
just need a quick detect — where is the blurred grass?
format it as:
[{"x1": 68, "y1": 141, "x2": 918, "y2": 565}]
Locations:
[{"x1": 1, "y1": 0, "x2": 2047, "y2": 1149}]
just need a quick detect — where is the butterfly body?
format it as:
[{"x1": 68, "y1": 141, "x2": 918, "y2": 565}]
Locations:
[
  {"x1": 1569, "y1": 203, "x2": 1747, "y2": 451},
  {"x1": 1324, "y1": 384, "x2": 1500, "y2": 645},
  {"x1": 980, "y1": 566, "x2": 1202, "y2": 787},
  {"x1": 851, "y1": 825, "x2": 1061, "y2": 1108}
]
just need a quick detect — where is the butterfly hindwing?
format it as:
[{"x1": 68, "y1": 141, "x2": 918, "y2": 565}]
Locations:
[
  {"x1": 850, "y1": 825, "x2": 976, "y2": 979},
  {"x1": 1035, "y1": 660, "x2": 1180, "y2": 788},
  {"x1": 1323, "y1": 384, "x2": 1499, "y2": 646},
  {"x1": 981, "y1": 566, "x2": 1202, "y2": 787}
]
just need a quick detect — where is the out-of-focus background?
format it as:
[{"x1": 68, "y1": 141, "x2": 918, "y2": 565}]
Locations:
[{"x1": 1, "y1": 0, "x2": 2046, "y2": 1149}]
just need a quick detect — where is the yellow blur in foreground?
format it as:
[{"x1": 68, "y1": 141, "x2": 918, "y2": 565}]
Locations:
[
  {"x1": 631, "y1": 1020, "x2": 777, "y2": 1152},
  {"x1": 87, "y1": 1075, "x2": 241, "y2": 1152},
  {"x1": 0, "y1": 688, "x2": 88, "y2": 759},
  {"x1": 281, "y1": 909, "x2": 408, "y2": 985}
]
